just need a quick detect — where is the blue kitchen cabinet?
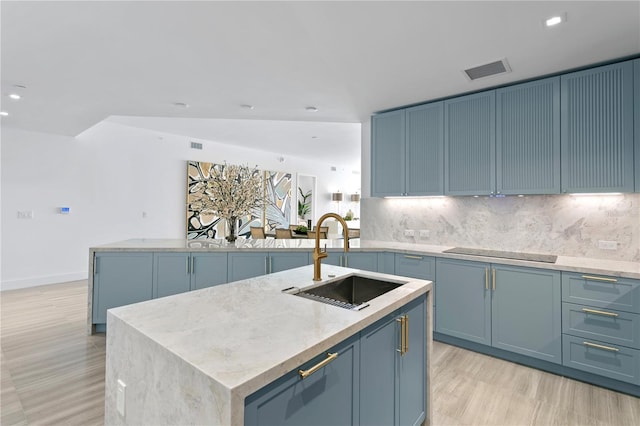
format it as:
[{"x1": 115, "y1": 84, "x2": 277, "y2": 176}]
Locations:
[
  {"x1": 92, "y1": 252, "x2": 153, "y2": 324},
  {"x1": 344, "y1": 252, "x2": 378, "y2": 271},
  {"x1": 371, "y1": 103, "x2": 444, "y2": 197},
  {"x1": 153, "y1": 253, "x2": 191, "y2": 298},
  {"x1": 496, "y1": 77, "x2": 560, "y2": 194},
  {"x1": 191, "y1": 253, "x2": 228, "y2": 290},
  {"x1": 435, "y1": 259, "x2": 562, "y2": 364},
  {"x1": 444, "y1": 91, "x2": 496, "y2": 195},
  {"x1": 371, "y1": 110, "x2": 406, "y2": 196},
  {"x1": 560, "y1": 60, "x2": 634, "y2": 193},
  {"x1": 228, "y1": 252, "x2": 268, "y2": 282},
  {"x1": 228, "y1": 252, "x2": 309, "y2": 282},
  {"x1": 394, "y1": 253, "x2": 435, "y2": 280},
  {"x1": 244, "y1": 334, "x2": 360, "y2": 426},
  {"x1": 405, "y1": 102, "x2": 445, "y2": 195},
  {"x1": 377, "y1": 252, "x2": 395, "y2": 274},
  {"x1": 360, "y1": 296, "x2": 427, "y2": 426},
  {"x1": 635, "y1": 59, "x2": 640, "y2": 192}
]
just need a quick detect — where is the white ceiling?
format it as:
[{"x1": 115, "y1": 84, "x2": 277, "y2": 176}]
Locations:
[{"x1": 2, "y1": 1, "x2": 639, "y2": 167}]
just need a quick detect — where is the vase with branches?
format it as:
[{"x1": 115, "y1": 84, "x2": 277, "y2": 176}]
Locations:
[{"x1": 192, "y1": 163, "x2": 264, "y2": 242}]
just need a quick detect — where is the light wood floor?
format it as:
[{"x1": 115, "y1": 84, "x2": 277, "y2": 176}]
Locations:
[{"x1": 1, "y1": 281, "x2": 638, "y2": 426}]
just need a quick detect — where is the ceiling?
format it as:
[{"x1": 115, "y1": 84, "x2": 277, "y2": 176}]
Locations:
[{"x1": 2, "y1": 1, "x2": 639, "y2": 167}]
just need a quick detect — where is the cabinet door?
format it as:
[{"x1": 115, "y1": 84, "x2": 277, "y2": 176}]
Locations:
[
  {"x1": 371, "y1": 110, "x2": 406, "y2": 196},
  {"x1": 405, "y1": 103, "x2": 444, "y2": 195},
  {"x1": 153, "y1": 253, "x2": 191, "y2": 298},
  {"x1": 360, "y1": 312, "x2": 397, "y2": 426},
  {"x1": 398, "y1": 296, "x2": 427, "y2": 426},
  {"x1": 394, "y1": 254, "x2": 435, "y2": 280},
  {"x1": 444, "y1": 91, "x2": 496, "y2": 195},
  {"x1": 561, "y1": 61, "x2": 634, "y2": 193},
  {"x1": 227, "y1": 252, "x2": 267, "y2": 282},
  {"x1": 93, "y1": 253, "x2": 153, "y2": 324},
  {"x1": 635, "y1": 59, "x2": 640, "y2": 192},
  {"x1": 496, "y1": 77, "x2": 560, "y2": 195},
  {"x1": 435, "y1": 259, "x2": 491, "y2": 345},
  {"x1": 323, "y1": 252, "x2": 343, "y2": 267},
  {"x1": 191, "y1": 253, "x2": 227, "y2": 290},
  {"x1": 244, "y1": 335, "x2": 360, "y2": 426},
  {"x1": 345, "y1": 252, "x2": 378, "y2": 272},
  {"x1": 491, "y1": 265, "x2": 562, "y2": 364},
  {"x1": 377, "y1": 252, "x2": 395, "y2": 274},
  {"x1": 269, "y1": 252, "x2": 309, "y2": 273}
]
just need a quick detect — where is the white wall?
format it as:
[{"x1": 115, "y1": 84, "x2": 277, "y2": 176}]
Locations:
[{"x1": 1, "y1": 122, "x2": 360, "y2": 290}]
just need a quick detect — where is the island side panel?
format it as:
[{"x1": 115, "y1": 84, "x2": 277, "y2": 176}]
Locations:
[
  {"x1": 87, "y1": 248, "x2": 96, "y2": 335},
  {"x1": 105, "y1": 312, "x2": 233, "y2": 426},
  {"x1": 426, "y1": 289, "x2": 433, "y2": 426}
]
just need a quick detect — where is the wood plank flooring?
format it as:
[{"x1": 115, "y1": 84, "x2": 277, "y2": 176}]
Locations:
[{"x1": 1, "y1": 280, "x2": 638, "y2": 425}]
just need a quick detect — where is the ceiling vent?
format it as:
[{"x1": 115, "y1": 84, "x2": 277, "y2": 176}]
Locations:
[
  {"x1": 190, "y1": 141, "x2": 203, "y2": 150},
  {"x1": 463, "y1": 58, "x2": 511, "y2": 81}
]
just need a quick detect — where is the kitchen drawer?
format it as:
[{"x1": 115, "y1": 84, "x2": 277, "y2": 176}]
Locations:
[
  {"x1": 562, "y1": 303, "x2": 640, "y2": 349},
  {"x1": 562, "y1": 273, "x2": 640, "y2": 314},
  {"x1": 563, "y1": 334, "x2": 640, "y2": 385},
  {"x1": 394, "y1": 253, "x2": 435, "y2": 280}
]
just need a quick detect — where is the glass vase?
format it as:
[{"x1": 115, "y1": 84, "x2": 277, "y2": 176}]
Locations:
[{"x1": 226, "y1": 217, "x2": 238, "y2": 242}]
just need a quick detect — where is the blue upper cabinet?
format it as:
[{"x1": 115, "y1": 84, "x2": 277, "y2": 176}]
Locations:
[
  {"x1": 496, "y1": 77, "x2": 561, "y2": 195},
  {"x1": 405, "y1": 103, "x2": 444, "y2": 195},
  {"x1": 371, "y1": 110, "x2": 406, "y2": 196},
  {"x1": 444, "y1": 91, "x2": 496, "y2": 195},
  {"x1": 635, "y1": 59, "x2": 640, "y2": 192},
  {"x1": 561, "y1": 61, "x2": 635, "y2": 193}
]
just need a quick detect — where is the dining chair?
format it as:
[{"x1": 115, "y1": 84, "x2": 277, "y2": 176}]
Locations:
[
  {"x1": 288, "y1": 225, "x2": 299, "y2": 231},
  {"x1": 250, "y1": 226, "x2": 266, "y2": 239},
  {"x1": 275, "y1": 228, "x2": 292, "y2": 239},
  {"x1": 307, "y1": 230, "x2": 327, "y2": 239}
]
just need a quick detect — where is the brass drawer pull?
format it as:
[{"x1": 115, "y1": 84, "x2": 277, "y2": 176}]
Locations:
[
  {"x1": 582, "y1": 308, "x2": 619, "y2": 318},
  {"x1": 396, "y1": 315, "x2": 409, "y2": 355},
  {"x1": 298, "y1": 352, "x2": 338, "y2": 379},
  {"x1": 485, "y1": 268, "x2": 489, "y2": 290},
  {"x1": 583, "y1": 341, "x2": 619, "y2": 352},
  {"x1": 492, "y1": 268, "x2": 496, "y2": 291},
  {"x1": 581, "y1": 275, "x2": 617, "y2": 283},
  {"x1": 404, "y1": 255, "x2": 422, "y2": 260}
]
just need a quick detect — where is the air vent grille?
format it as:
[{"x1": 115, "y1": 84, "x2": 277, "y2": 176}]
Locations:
[
  {"x1": 190, "y1": 142, "x2": 203, "y2": 150},
  {"x1": 464, "y1": 59, "x2": 511, "y2": 81}
]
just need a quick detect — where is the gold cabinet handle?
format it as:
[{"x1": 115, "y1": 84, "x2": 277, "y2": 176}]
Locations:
[
  {"x1": 485, "y1": 268, "x2": 489, "y2": 290},
  {"x1": 396, "y1": 315, "x2": 409, "y2": 355},
  {"x1": 582, "y1": 308, "x2": 619, "y2": 317},
  {"x1": 492, "y1": 268, "x2": 496, "y2": 291},
  {"x1": 186, "y1": 257, "x2": 190, "y2": 275},
  {"x1": 404, "y1": 255, "x2": 422, "y2": 260},
  {"x1": 191, "y1": 256, "x2": 195, "y2": 274},
  {"x1": 581, "y1": 275, "x2": 617, "y2": 283},
  {"x1": 298, "y1": 352, "x2": 338, "y2": 379},
  {"x1": 583, "y1": 341, "x2": 619, "y2": 352}
]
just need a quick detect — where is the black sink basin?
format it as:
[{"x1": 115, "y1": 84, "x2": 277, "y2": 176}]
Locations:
[{"x1": 294, "y1": 275, "x2": 406, "y2": 310}]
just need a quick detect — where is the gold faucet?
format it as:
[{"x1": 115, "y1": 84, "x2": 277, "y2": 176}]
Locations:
[{"x1": 312, "y1": 213, "x2": 349, "y2": 281}]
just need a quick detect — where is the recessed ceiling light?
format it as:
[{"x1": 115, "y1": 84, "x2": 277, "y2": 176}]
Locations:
[
  {"x1": 8, "y1": 93, "x2": 21, "y2": 100},
  {"x1": 173, "y1": 102, "x2": 189, "y2": 108},
  {"x1": 311, "y1": 136, "x2": 318, "y2": 139},
  {"x1": 0, "y1": 111, "x2": 8, "y2": 116},
  {"x1": 545, "y1": 13, "x2": 566, "y2": 27},
  {"x1": 240, "y1": 104, "x2": 254, "y2": 110},
  {"x1": 305, "y1": 106, "x2": 318, "y2": 112}
]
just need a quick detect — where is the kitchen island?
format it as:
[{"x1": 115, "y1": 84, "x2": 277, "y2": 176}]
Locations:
[{"x1": 104, "y1": 264, "x2": 433, "y2": 425}]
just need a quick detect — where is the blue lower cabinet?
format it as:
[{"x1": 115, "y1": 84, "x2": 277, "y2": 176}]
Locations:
[
  {"x1": 228, "y1": 252, "x2": 268, "y2": 282},
  {"x1": 360, "y1": 296, "x2": 427, "y2": 426},
  {"x1": 191, "y1": 253, "x2": 227, "y2": 290},
  {"x1": 377, "y1": 252, "x2": 395, "y2": 274},
  {"x1": 153, "y1": 253, "x2": 191, "y2": 298},
  {"x1": 563, "y1": 335, "x2": 640, "y2": 385},
  {"x1": 562, "y1": 302, "x2": 640, "y2": 349},
  {"x1": 394, "y1": 254, "x2": 435, "y2": 280},
  {"x1": 345, "y1": 252, "x2": 378, "y2": 272},
  {"x1": 244, "y1": 334, "x2": 360, "y2": 426},
  {"x1": 269, "y1": 252, "x2": 309, "y2": 273},
  {"x1": 93, "y1": 252, "x2": 153, "y2": 324}
]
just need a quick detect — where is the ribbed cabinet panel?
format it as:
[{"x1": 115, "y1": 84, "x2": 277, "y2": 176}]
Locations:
[
  {"x1": 371, "y1": 110, "x2": 406, "y2": 196},
  {"x1": 560, "y1": 61, "x2": 634, "y2": 192},
  {"x1": 634, "y1": 59, "x2": 640, "y2": 192},
  {"x1": 496, "y1": 77, "x2": 560, "y2": 194},
  {"x1": 406, "y1": 102, "x2": 444, "y2": 195},
  {"x1": 444, "y1": 91, "x2": 496, "y2": 195}
]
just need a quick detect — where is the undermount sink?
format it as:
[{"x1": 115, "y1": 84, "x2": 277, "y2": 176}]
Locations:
[{"x1": 291, "y1": 275, "x2": 407, "y2": 310}]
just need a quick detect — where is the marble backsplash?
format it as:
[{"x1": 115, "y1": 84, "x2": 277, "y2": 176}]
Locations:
[{"x1": 361, "y1": 193, "x2": 640, "y2": 262}]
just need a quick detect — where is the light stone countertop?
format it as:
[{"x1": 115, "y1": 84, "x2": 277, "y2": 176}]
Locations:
[
  {"x1": 92, "y1": 238, "x2": 640, "y2": 279},
  {"x1": 104, "y1": 264, "x2": 432, "y2": 425}
]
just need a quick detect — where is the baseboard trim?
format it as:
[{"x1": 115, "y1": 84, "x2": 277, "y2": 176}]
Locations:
[{"x1": 1, "y1": 272, "x2": 88, "y2": 291}]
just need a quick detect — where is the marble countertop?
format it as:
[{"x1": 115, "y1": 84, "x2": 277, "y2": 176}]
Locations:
[
  {"x1": 92, "y1": 238, "x2": 640, "y2": 279},
  {"x1": 106, "y1": 264, "x2": 431, "y2": 424}
]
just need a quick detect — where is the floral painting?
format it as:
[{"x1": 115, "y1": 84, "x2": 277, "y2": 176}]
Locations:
[{"x1": 187, "y1": 161, "x2": 291, "y2": 239}]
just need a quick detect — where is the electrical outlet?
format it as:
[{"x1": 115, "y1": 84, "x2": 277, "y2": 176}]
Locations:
[
  {"x1": 404, "y1": 229, "x2": 415, "y2": 237},
  {"x1": 598, "y1": 240, "x2": 618, "y2": 250},
  {"x1": 117, "y1": 379, "x2": 126, "y2": 416},
  {"x1": 16, "y1": 210, "x2": 34, "y2": 219},
  {"x1": 419, "y1": 230, "x2": 430, "y2": 238}
]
